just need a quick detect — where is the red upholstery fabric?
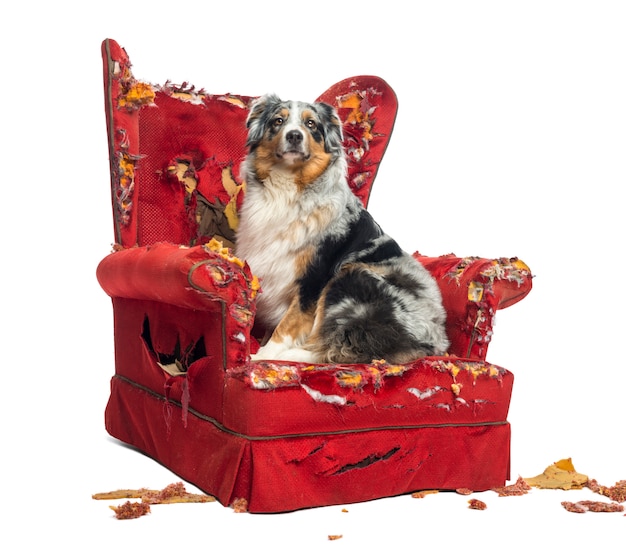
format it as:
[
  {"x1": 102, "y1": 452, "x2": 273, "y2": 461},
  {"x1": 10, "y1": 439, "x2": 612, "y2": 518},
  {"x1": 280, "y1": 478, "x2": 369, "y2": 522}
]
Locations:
[
  {"x1": 107, "y1": 374, "x2": 511, "y2": 512},
  {"x1": 98, "y1": 39, "x2": 533, "y2": 512}
]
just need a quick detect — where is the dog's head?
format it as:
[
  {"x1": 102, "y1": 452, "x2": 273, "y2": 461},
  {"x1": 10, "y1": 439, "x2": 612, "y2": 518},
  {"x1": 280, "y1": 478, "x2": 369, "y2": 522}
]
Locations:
[{"x1": 245, "y1": 94, "x2": 344, "y2": 185}]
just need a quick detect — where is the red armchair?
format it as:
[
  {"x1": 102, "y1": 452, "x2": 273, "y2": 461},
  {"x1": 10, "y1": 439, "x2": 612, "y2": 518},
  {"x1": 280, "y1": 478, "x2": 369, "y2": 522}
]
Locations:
[{"x1": 97, "y1": 38, "x2": 533, "y2": 513}]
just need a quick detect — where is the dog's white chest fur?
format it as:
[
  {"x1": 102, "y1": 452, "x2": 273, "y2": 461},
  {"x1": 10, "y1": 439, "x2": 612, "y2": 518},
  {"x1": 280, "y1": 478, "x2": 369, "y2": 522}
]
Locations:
[{"x1": 236, "y1": 172, "x2": 343, "y2": 328}]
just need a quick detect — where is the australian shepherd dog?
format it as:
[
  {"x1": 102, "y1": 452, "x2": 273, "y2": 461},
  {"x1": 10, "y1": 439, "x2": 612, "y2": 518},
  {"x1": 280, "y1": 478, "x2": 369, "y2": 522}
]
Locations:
[{"x1": 235, "y1": 94, "x2": 449, "y2": 364}]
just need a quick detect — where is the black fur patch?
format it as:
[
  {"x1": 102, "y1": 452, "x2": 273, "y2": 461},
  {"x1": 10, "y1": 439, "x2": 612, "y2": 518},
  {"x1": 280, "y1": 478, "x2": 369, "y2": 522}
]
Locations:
[
  {"x1": 245, "y1": 94, "x2": 283, "y2": 149},
  {"x1": 319, "y1": 267, "x2": 435, "y2": 360},
  {"x1": 314, "y1": 102, "x2": 343, "y2": 156},
  {"x1": 297, "y1": 208, "x2": 386, "y2": 311}
]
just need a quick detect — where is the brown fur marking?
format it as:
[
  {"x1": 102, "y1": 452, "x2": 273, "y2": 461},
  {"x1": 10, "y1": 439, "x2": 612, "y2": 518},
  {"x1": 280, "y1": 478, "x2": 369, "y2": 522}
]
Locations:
[
  {"x1": 252, "y1": 140, "x2": 282, "y2": 181},
  {"x1": 294, "y1": 246, "x2": 316, "y2": 279},
  {"x1": 271, "y1": 296, "x2": 316, "y2": 345},
  {"x1": 295, "y1": 146, "x2": 332, "y2": 189}
]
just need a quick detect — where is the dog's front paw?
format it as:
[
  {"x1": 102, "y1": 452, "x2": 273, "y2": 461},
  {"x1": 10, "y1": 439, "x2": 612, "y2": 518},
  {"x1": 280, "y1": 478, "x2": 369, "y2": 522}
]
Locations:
[{"x1": 249, "y1": 340, "x2": 294, "y2": 362}]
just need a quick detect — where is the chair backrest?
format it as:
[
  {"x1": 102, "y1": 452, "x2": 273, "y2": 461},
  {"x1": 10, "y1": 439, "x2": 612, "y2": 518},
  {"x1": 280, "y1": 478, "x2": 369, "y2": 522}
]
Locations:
[{"x1": 102, "y1": 39, "x2": 399, "y2": 249}]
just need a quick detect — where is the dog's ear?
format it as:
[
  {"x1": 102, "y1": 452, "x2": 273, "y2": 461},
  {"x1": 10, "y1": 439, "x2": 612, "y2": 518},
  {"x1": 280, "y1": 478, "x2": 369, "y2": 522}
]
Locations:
[
  {"x1": 246, "y1": 93, "x2": 282, "y2": 148},
  {"x1": 316, "y1": 102, "x2": 344, "y2": 156}
]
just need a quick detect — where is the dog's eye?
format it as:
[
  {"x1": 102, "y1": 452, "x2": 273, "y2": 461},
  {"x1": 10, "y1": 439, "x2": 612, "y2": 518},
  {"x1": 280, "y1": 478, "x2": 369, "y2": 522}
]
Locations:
[
  {"x1": 305, "y1": 119, "x2": 317, "y2": 130},
  {"x1": 272, "y1": 117, "x2": 284, "y2": 128}
]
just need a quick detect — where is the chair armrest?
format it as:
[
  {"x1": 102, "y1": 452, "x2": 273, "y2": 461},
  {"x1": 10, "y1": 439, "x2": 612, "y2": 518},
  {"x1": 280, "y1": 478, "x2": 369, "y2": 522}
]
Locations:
[
  {"x1": 415, "y1": 253, "x2": 533, "y2": 360},
  {"x1": 98, "y1": 241, "x2": 260, "y2": 368},
  {"x1": 97, "y1": 240, "x2": 259, "y2": 315}
]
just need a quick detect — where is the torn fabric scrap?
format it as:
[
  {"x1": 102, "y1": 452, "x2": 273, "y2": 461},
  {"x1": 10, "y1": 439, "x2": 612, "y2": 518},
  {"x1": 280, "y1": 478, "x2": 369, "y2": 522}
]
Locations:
[{"x1": 524, "y1": 458, "x2": 588, "y2": 490}]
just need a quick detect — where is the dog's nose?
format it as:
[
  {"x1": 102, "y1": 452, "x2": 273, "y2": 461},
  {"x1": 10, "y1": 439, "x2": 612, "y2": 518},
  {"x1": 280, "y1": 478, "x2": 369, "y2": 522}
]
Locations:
[{"x1": 286, "y1": 130, "x2": 303, "y2": 146}]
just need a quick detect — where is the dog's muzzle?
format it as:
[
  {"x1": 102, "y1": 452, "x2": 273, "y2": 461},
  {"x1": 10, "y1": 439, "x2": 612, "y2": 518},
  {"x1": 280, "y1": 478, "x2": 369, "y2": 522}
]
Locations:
[{"x1": 278, "y1": 128, "x2": 308, "y2": 161}]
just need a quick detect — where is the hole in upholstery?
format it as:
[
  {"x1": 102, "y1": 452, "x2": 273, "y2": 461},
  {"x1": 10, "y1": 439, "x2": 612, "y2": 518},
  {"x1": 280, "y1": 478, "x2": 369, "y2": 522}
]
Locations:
[
  {"x1": 167, "y1": 158, "x2": 198, "y2": 194},
  {"x1": 331, "y1": 447, "x2": 401, "y2": 475},
  {"x1": 141, "y1": 315, "x2": 207, "y2": 376}
]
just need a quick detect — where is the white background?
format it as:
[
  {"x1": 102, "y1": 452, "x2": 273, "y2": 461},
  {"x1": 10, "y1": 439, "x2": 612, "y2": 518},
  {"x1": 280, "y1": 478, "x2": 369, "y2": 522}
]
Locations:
[{"x1": 2, "y1": 1, "x2": 624, "y2": 552}]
